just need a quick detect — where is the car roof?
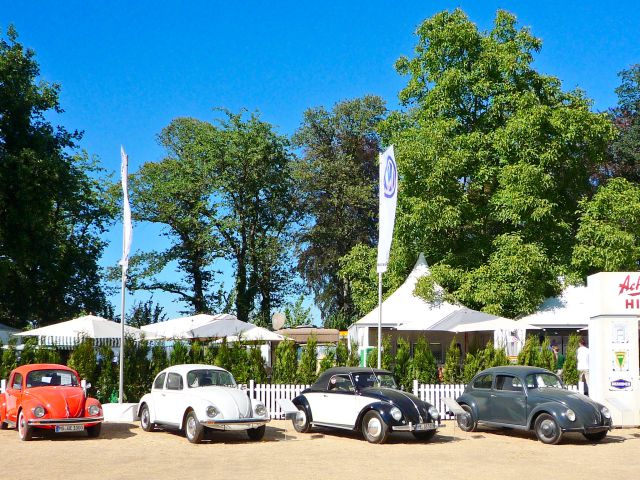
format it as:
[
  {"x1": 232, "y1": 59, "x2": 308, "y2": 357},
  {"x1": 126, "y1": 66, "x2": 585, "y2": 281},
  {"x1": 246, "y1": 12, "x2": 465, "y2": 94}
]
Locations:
[
  {"x1": 12, "y1": 363, "x2": 74, "y2": 375},
  {"x1": 311, "y1": 367, "x2": 392, "y2": 388},
  {"x1": 158, "y1": 364, "x2": 229, "y2": 377},
  {"x1": 475, "y1": 365, "x2": 551, "y2": 377}
]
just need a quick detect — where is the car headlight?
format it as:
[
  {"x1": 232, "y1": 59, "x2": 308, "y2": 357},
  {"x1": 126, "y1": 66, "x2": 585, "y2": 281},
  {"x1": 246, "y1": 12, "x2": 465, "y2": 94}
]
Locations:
[
  {"x1": 87, "y1": 405, "x2": 100, "y2": 416},
  {"x1": 390, "y1": 406, "x2": 402, "y2": 421},
  {"x1": 33, "y1": 406, "x2": 45, "y2": 418},
  {"x1": 206, "y1": 405, "x2": 220, "y2": 418},
  {"x1": 428, "y1": 406, "x2": 440, "y2": 421},
  {"x1": 601, "y1": 406, "x2": 611, "y2": 419},
  {"x1": 254, "y1": 402, "x2": 267, "y2": 417},
  {"x1": 566, "y1": 409, "x2": 576, "y2": 422}
]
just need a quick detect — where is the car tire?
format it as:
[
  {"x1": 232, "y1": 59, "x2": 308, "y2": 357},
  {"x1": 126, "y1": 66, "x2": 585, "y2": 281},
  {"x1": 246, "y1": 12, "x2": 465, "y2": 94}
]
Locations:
[
  {"x1": 583, "y1": 430, "x2": 608, "y2": 442},
  {"x1": 292, "y1": 406, "x2": 311, "y2": 433},
  {"x1": 361, "y1": 410, "x2": 389, "y2": 444},
  {"x1": 534, "y1": 413, "x2": 562, "y2": 445},
  {"x1": 412, "y1": 430, "x2": 437, "y2": 442},
  {"x1": 457, "y1": 404, "x2": 477, "y2": 432},
  {"x1": 247, "y1": 425, "x2": 266, "y2": 441},
  {"x1": 139, "y1": 404, "x2": 155, "y2": 432},
  {"x1": 17, "y1": 410, "x2": 32, "y2": 441},
  {"x1": 0, "y1": 419, "x2": 8, "y2": 430},
  {"x1": 185, "y1": 410, "x2": 204, "y2": 444},
  {"x1": 87, "y1": 424, "x2": 101, "y2": 438}
]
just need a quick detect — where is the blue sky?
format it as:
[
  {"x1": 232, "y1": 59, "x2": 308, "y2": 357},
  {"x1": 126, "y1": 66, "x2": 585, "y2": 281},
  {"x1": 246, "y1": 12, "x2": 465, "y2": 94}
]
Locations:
[{"x1": 2, "y1": 1, "x2": 639, "y2": 322}]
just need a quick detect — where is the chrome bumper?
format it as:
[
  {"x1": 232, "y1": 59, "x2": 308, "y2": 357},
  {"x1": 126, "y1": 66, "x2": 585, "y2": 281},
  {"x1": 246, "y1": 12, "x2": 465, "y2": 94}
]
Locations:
[
  {"x1": 393, "y1": 421, "x2": 439, "y2": 432},
  {"x1": 202, "y1": 417, "x2": 270, "y2": 429},
  {"x1": 28, "y1": 416, "x2": 104, "y2": 426}
]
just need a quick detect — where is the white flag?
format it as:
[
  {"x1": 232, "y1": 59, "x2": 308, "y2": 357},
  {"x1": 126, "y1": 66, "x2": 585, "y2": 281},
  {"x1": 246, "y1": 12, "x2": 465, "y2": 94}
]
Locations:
[
  {"x1": 377, "y1": 145, "x2": 398, "y2": 273},
  {"x1": 119, "y1": 146, "x2": 133, "y2": 271}
]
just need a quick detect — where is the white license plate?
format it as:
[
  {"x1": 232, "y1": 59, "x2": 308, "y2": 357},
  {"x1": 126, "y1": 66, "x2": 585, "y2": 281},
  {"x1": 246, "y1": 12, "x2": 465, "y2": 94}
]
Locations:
[
  {"x1": 415, "y1": 423, "x2": 435, "y2": 431},
  {"x1": 55, "y1": 425, "x2": 85, "y2": 433}
]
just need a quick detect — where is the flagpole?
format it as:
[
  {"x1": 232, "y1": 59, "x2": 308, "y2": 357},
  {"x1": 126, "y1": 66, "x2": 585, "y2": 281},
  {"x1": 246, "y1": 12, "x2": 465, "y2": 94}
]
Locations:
[
  {"x1": 377, "y1": 272, "x2": 382, "y2": 369},
  {"x1": 118, "y1": 146, "x2": 132, "y2": 404},
  {"x1": 119, "y1": 262, "x2": 126, "y2": 403}
]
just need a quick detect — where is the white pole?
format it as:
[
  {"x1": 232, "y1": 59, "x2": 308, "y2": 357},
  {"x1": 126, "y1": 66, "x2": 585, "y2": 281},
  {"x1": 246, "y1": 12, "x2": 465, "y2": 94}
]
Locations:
[
  {"x1": 377, "y1": 272, "x2": 382, "y2": 369},
  {"x1": 118, "y1": 259, "x2": 126, "y2": 403}
]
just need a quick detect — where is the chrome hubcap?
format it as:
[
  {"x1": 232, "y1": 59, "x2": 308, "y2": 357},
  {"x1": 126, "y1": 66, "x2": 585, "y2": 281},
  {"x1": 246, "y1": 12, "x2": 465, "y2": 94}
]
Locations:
[
  {"x1": 540, "y1": 419, "x2": 556, "y2": 438},
  {"x1": 367, "y1": 417, "x2": 381, "y2": 437},
  {"x1": 141, "y1": 409, "x2": 149, "y2": 427},
  {"x1": 187, "y1": 417, "x2": 196, "y2": 438},
  {"x1": 296, "y1": 410, "x2": 306, "y2": 427}
]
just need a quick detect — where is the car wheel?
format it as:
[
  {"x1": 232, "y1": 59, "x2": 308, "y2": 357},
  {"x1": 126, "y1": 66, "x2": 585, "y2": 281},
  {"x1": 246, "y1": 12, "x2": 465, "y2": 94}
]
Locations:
[
  {"x1": 185, "y1": 410, "x2": 204, "y2": 444},
  {"x1": 292, "y1": 406, "x2": 311, "y2": 433},
  {"x1": 361, "y1": 410, "x2": 389, "y2": 444},
  {"x1": 583, "y1": 430, "x2": 608, "y2": 442},
  {"x1": 412, "y1": 430, "x2": 437, "y2": 442},
  {"x1": 247, "y1": 425, "x2": 266, "y2": 441},
  {"x1": 139, "y1": 404, "x2": 155, "y2": 432},
  {"x1": 87, "y1": 424, "x2": 101, "y2": 438},
  {"x1": 17, "y1": 410, "x2": 32, "y2": 441},
  {"x1": 534, "y1": 413, "x2": 562, "y2": 445},
  {"x1": 457, "y1": 404, "x2": 477, "y2": 432},
  {"x1": 0, "y1": 418, "x2": 8, "y2": 430}
]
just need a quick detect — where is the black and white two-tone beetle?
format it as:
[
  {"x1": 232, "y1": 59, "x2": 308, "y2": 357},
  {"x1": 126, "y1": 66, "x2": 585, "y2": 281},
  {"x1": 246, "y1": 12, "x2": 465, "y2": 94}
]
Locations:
[{"x1": 291, "y1": 367, "x2": 440, "y2": 444}]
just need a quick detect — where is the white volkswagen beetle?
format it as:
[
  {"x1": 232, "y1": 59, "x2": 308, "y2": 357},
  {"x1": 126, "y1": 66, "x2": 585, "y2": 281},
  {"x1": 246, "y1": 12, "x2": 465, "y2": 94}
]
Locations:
[{"x1": 137, "y1": 364, "x2": 270, "y2": 443}]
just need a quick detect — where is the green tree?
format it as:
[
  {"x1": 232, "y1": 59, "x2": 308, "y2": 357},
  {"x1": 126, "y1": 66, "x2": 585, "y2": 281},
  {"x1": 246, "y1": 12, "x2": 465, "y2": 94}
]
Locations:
[
  {"x1": 273, "y1": 340, "x2": 298, "y2": 384},
  {"x1": 599, "y1": 65, "x2": 640, "y2": 182},
  {"x1": 318, "y1": 347, "x2": 335, "y2": 373},
  {"x1": 293, "y1": 96, "x2": 386, "y2": 320},
  {"x1": 95, "y1": 344, "x2": 118, "y2": 404},
  {"x1": 189, "y1": 340, "x2": 206, "y2": 364},
  {"x1": 297, "y1": 335, "x2": 318, "y2": 384},
  {"x1": 375, "y1": 9, "x2": 614, "y2": 318},
  {"x1": 169, "y1": 340, "x2": 190, "y2": 366},
  {"x1": 67, "y1": 337, "x2": 97, "y2": 386},
  {"x1": 127, "y1": 300, "x2": 168, "y2": 329},
  {"x1": 409, "y1": 337, "x2": 438, "y2": 384},
  {"x1": 283, "y1": 295, "x2": 312, "y2": 328},
  {"x1": 0, "y1": 27, "x2": 116, "y2": 328},
  {"x1": 563, "y1": 333, "x2": 580, "y2": 385},
  {"x1": 442, "y1": 338, "x2": 462, "y2": 384},
  {"x1": 123, "y1": 337, "x2": 150, "y2": 402},
  {"x1": 335, "y1": 340, "x2": 349, "y2": 367},
  {"x1": 365, "y1": 335, "x2": 393, "y2": 370},
  {"x1": 246, "y1": 345, "x2": 267, "y2": 383},
  {"x1": 150, "y1": 342, "x2": 168, "y2": 377},
  {"x1": 394, "y1": 338, "x2": 412, "y2": 390},
  {"x1": 34, "y1": 346, "x2": 60, "y2": 364},
  {"x1": 347, "y1": 341, "x2": 360, "y2": 367},
  {"x1": 0, "y1": 338, "x2": 18, "y2": 378},
  {"x1": 517, "y1": 335, "x2": 541, "y2": 366},
  {"x1": 462, "y1": 352, "x2": 481, "y2": 383},
  {"x1": 214, "y1": 338, "x2": 232, "y2": 371},
  {"x1": 229, "y1": 341, "x2": 249, "y2": 383},
  {"x1": 18, "y1": 337, "x2": 37, "y2": 365},
  {"x1": 539, "y1": 338, "x2": 556, "y2": 371},
  {"x1": 130, "y1": 112, "x2": 299, "y2": 321},
  {"x1": 572, "y1": 178, "x2": 640, "y2": 276}
]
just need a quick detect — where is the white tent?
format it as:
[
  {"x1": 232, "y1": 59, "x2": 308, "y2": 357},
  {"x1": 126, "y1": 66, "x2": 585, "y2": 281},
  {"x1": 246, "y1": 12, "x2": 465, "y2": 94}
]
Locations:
[
  {"x1": 141, "y1": 313, "x2": 252, "y2": 340},
  {"x1": 450, "y1": 317, "x2": 540, "y2": 357},
  {"x1": 519, "y1": 284, "x2": 590, "y2": 330},
  {"x1": 222, "y1": 326, "x2": 289, "y2": 343},
  {"x1": 14, "y1": 315, "x2": 144, "y2": 346},
  {"x1": 348, "y1": 253, "x2": 477, "y2": 348}
]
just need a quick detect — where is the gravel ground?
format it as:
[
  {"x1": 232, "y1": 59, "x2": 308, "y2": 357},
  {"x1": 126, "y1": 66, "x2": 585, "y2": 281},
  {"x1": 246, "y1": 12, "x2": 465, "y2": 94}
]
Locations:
[{"x1": 1, "y1": 420, "x2": 639, "y2": 480}]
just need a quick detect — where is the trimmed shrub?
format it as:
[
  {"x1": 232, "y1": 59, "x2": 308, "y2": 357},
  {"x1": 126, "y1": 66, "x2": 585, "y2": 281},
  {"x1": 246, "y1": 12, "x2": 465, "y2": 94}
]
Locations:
[
  {"x1": 246, "y1": 345, "x2": 267, "y2": 383},
  {"x1": 18, "y1": 337, "x2": 37, "y2": 365},
  {"x1": 273, "y1": 340, "x2": 298, "y2": 384},
  {"x1": 347, "y1": 340, "x2": 359, "y2": 367},
  {"x1": 96, "y1": 344, "x2": 118, "y2": 404},
  {"x1": 123, "y1": 337, "x2": 151, "y2": 402},
  {"x1": 229, "y1": 341, "x2": 249, "y2": 383},
  {"x1": 67, "y1": 337, "x2": 97, "y2": 387},
  {"x1": 319, "y1": 347, "x2": 335, "y2": 373},
  {"x1": 410, "y1": 337, "x2": 438, "y2": 384},
  {"x1": 335, "y1": 340, "x2": 349, "y2": 367},
  {"x1": 442, "y1": 338, "x2": 462, "y2": 384},
  {"x1": 1, "y1": 338, "x2": 18, "y2": 379},
  {"x1": 394, "y1": 338, "x2": 412, "y2": 390},
  {"x1": 562, "y1": 333, "x2": 580, "y2": 385},
  {"x1": 297, "y1": 335, "x2": 318, "y2": 384},
  {"x1": 150, "y1": 342, "x2": 168, "y2": 377},
  {"x1": 169, "y1": 340, "x2": 190, "y2": 365},
  {"x1": 214, "y1": 338, "x2": 232, "y2": 371}
]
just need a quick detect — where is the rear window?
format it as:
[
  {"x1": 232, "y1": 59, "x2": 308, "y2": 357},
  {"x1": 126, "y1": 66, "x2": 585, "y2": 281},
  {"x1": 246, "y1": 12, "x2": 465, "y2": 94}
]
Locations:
[{"x1": 473, "y1": 374, "x2": 493, "y2": 389}]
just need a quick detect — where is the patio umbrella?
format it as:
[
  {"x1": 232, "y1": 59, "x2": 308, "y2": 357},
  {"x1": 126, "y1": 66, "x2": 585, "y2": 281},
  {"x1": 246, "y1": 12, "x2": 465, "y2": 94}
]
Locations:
[
  {"x1": 14, "y1": 314, "x2": 144, "y2": 346},
  {"x1": 141, "y1": 313, "x2": 253, "y2": 340}
]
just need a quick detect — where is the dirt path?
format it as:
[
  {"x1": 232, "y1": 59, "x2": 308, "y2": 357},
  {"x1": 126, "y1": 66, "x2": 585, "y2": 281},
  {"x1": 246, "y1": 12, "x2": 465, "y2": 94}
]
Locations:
[{"x1": 1, "y1": 420, "x2": 639, "y2": 480}]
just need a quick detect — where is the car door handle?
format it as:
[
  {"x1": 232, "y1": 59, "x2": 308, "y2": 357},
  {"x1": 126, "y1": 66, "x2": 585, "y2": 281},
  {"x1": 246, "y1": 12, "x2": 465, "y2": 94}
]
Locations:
[{"x1": 323, "y1": 394, "x2": 328, "y2": 397}]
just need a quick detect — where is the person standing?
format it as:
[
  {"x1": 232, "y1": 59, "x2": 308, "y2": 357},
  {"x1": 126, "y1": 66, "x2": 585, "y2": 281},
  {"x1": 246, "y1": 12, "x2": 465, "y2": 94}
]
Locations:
[
  {"x1": 553, "y1": 345, "x2": 565, "y2": 379},
  {"x1": 576, "y1": 338, "x2": 590, "y2": 394}
]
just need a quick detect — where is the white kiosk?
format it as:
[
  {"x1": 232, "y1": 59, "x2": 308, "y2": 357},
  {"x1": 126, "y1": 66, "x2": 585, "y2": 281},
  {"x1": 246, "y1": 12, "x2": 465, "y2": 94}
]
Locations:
[{"x1": 588, "y1": 272, "x2": 640, "y2": 427}]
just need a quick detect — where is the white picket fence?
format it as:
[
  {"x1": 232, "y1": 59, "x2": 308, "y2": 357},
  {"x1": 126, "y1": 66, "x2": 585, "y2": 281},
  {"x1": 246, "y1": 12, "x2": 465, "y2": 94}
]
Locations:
[{"x1": 245, "y1": 380, "x2": 582, "y2": 420}]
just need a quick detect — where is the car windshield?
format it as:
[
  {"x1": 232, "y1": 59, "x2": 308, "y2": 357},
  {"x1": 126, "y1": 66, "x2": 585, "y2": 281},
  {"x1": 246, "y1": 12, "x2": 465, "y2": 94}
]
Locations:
[
  {"x1": 526, "y1": 373, "x2": 563, "y2": 389},
  {"x1": 352, "y1": 372, "x2": 398, "y2": 389},
  {"x1": 187, "y1": 369, "x2": 236, "y2": 388},
  {"x1": 26, "y1": 369, "x2": 79, "y2": 388}
]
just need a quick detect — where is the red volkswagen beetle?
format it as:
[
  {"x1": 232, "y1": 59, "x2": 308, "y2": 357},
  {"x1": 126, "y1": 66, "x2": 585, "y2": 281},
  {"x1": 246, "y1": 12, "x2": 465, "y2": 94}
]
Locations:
[{"x1": 0, "y1": 363, "x2": 103, "y2": 440}]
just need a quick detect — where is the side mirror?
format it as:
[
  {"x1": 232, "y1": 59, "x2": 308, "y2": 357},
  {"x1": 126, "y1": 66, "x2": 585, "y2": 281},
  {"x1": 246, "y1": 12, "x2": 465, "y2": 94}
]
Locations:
[{"x1": 81, "y1": 379, "x2": 91, "y2": 393}]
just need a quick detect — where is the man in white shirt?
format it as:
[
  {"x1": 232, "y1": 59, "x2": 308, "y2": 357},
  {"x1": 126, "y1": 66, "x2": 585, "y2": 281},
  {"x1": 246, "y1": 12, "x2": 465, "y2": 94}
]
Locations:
[{"x1": 576, "y1": 338, "x2": 590, "y2": 392}]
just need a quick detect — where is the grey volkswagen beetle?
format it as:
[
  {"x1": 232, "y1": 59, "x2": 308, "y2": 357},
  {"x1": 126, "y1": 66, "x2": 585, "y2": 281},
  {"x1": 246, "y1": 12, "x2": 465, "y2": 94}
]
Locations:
[{"x1": 456, "y1": 366, "x2": 612, "y2": 444}]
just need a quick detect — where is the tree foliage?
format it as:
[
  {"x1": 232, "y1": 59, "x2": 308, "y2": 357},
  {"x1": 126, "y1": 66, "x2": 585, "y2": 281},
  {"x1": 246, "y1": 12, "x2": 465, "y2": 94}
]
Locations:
[
  {"x1": 409, "y1": 337, "x2": 438, "y2": 384},
  {"x1": 297, "y1": 335, "x2": 318, "y2": 384},
  {"x1": 293, "y1": 96, "x2": 386, "y2": 319},
  {"x1": 273, "y1": 340, "x2": 298, "y2": 384},
  {"x1": 129, "y1": 111, "x2": 299, "y2": 321},
  {"x1": 442, "y1": 338, "x2": 462, "y2": 384},
  {"x1": 0, "y1": 27, "x2": 115, "y2": 328},
  {"x1": 373, "y1": 9, "x2": 614, "y2": 318}
]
